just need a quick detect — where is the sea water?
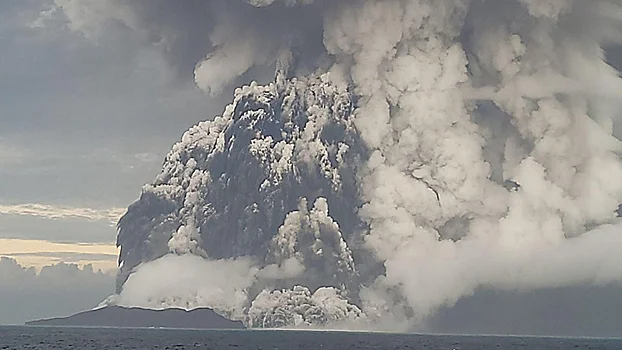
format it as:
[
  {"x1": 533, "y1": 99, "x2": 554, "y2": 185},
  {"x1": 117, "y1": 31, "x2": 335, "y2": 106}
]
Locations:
[{"x1": 1, "y1": 326, "x2": 621, "y2": 349}]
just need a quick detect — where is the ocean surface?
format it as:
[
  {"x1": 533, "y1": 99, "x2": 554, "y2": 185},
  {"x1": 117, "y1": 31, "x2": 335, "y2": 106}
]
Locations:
[{"x1": 1, "y1": 326, "x2": 621, "y2": 350}]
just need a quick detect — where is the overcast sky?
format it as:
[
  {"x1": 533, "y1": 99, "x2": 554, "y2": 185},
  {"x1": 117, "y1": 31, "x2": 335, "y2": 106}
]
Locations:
[
  {"x1": 0, "y1": 1, "x2": 225, "y2": 324},
  {"x1": 0, "y1": 1, "x2": 225, "y2": 268}
]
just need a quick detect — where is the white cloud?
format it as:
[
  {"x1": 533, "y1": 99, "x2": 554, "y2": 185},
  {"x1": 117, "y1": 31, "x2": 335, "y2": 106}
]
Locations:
[
  {"x1": 0, "y1": 257, "x2": 115, "y2": 325},
  {"x1": 0, "y1": 203, "x2": 125, "y2": 226},
  {"x1": 106, "y1": 254, "x2": 258, "y2": 321}
]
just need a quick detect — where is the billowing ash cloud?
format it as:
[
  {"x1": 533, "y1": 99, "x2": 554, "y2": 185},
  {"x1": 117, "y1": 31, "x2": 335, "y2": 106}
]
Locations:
[
  {"x1": 50, "y1": 0, "x2": 622, "y2": 330},
  {"x1": 49, "y1": 0, "x2": 328, "y2": 91}
]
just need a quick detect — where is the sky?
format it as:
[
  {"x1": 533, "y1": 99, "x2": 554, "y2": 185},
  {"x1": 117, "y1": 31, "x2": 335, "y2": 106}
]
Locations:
[
  {"x1": 0, "y1": 1, "x2": 221, "y2": 267},
  {"x1": 2, "y1": 0, "x2": 622, "y2": 332},
  {"x1": 0, "y1": 1, "x2": 228, "y2": 324}
]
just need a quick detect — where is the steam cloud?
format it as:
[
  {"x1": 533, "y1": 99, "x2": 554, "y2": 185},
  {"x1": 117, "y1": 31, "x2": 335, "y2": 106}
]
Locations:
[
  {"x1": 48, "y1": 0, "x2": 622, "y2": 330},
  {"x1": 104, "y1": 254, "x2": 258, "y2": 320}
]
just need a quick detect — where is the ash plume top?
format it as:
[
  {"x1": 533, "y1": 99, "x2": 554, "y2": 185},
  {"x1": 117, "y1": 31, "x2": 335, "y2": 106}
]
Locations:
[{"x1": 45, "y1": 0, "x2": 622, "y2": 329}]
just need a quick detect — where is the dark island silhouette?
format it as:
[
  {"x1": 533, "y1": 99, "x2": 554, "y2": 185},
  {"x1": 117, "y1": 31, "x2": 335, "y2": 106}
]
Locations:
[{"x1": 25, "y1": 306, "x2": 245, "y2": 329}]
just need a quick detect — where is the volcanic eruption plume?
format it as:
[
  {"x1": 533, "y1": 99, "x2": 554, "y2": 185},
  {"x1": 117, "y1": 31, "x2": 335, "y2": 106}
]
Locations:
[{"x1": 50, "y1": 0, "x2": 622, "y2": 330}]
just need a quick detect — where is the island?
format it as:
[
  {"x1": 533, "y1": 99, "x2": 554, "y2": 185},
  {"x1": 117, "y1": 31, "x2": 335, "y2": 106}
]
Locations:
[{"x1": 25, "y1": 306, "x2": 245, "y2": 329}]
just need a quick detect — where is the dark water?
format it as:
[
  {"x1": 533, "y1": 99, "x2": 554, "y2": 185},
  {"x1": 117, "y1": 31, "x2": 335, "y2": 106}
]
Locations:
[{"x1": 1, "y1": 326, "x2": 622, "y2": 350}]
